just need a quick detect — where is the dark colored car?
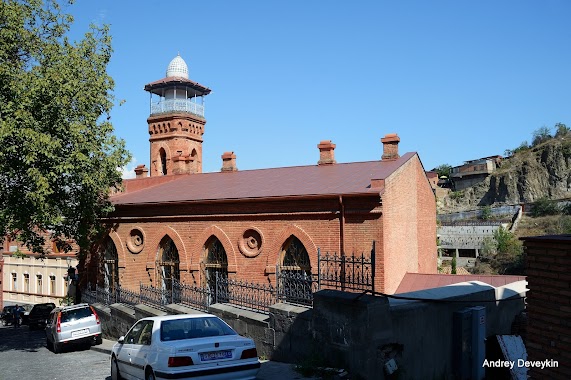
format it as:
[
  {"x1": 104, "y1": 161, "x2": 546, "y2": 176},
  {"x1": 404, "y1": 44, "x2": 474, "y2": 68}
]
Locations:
[
  {"x1": 28, "y1": 303, "x2": 56, "y2": 330},
  {"x1": 1, "y1": 305, "x2": 25, "y2": 326}
]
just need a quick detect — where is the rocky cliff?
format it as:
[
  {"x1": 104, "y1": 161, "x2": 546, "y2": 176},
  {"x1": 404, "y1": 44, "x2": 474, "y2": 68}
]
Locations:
[{"x1": 439, "y1": 135, "x2": 571, "y2": 212}]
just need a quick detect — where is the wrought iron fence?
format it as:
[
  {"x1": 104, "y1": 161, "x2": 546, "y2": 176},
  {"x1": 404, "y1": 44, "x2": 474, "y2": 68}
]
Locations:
[
  {"x1": 82, "y1": 283, "x2": 141, "y2": 308},
  {"x1": 81, "y1": 242, "x2": 376, "y2": 313},
  {"x1": 117, "y1": 286, "x2": 141, "y2": 307},
  {"x1": 317, "y1": 242, "x2": 375, "y2": 293},
  {"x1": 276, "y1": 269, "x2": 318, "y2": 306},
  {"x1": 215, "y1": 272, "x2": 277, "y2": 313},
  {"x1": 173, "y1": 280, "x2": 211, "y2": 312},
  {"x1": 139, "y1": 283, "x2": 171, "y2": 309}
]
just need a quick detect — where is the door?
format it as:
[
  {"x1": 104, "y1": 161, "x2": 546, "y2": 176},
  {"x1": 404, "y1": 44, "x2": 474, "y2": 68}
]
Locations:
[
  {"x1": 129, "y1": 321, "x2": 154, "y2": 379},
  {"x1": 116, "y1": 320, "x2": 147, "y2": 379}
]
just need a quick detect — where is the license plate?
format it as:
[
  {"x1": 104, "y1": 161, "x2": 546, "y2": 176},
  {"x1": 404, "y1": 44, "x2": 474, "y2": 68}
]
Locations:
[
  {"x1": 199, "y1": 350, "x2": 232, "y2": 361},
  {"x1": 71, "y1": 328, "x2": 89, "y2": 337}
]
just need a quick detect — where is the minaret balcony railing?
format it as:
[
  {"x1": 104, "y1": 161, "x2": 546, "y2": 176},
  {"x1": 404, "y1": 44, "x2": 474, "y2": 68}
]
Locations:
[{"x1": 151, "y1": 99, "x2": 205, "y2": 117}]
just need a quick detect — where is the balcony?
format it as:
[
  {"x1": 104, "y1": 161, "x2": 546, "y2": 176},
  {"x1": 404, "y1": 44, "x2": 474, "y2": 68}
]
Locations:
[{"x1": 150, "y1": 99, "x2": 205, "y2": 117}]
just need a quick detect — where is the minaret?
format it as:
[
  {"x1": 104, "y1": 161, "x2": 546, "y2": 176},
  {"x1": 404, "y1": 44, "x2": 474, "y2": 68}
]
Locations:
[{"x1": 144, "y1": 55, "x2": 211, "y2": 176}]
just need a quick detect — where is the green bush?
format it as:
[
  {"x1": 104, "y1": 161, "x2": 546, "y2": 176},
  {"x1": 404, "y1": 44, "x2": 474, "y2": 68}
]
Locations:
[
  {"x1": 531, "y1": 197, "x2": 561, "y2": 217},
  {"x1": 480, "y1": 206, "x2": 492, "y2": 220}
]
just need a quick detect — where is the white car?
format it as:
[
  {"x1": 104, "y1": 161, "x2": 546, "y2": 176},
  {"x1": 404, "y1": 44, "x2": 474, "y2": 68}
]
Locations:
[{"x1": 111, "y1": 313, "x2": 260, "y2": 380}]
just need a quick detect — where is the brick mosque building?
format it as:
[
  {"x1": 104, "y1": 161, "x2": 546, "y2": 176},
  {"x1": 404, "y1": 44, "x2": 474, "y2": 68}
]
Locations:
[{"x1": 82, "y1": 55, "x2": 437, "y2": 297}]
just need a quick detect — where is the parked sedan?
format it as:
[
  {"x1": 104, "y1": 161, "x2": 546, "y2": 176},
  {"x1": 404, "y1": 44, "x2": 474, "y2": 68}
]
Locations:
[{"x1": 111, "y1": 314, "x2": 260, "y2": 380}]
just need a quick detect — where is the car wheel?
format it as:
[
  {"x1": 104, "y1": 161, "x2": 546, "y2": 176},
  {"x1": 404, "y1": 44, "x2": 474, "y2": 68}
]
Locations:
[
  {"x1": 53, "y1": 342, "x2": 61, "y2": 354},
  {"x1": 111, "y1": 356, "x2": 123, "y2": 380},
  {"x1": 95, "y1": 335, "x2": 103, "y2": 345},
  {"x1": 145, "y1": 367, "x2": 156, "y2": 380},
  {"x1": 46, "y1": 339, "x2": 53, "y2": 351}
]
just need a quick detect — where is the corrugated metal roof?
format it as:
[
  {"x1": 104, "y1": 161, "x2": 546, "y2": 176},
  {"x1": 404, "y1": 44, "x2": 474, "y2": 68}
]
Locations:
[
  {"x1": 395, "y1": 272, "x2": 526, "y2": 294},
  {"x1": 112, "y1": 152, "x2": 416, "y2": 206}
]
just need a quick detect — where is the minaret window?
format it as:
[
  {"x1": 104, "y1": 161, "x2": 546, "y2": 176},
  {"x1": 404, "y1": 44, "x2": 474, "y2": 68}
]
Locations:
[{"x1": 159, "y1": 148, "x2": 167, "y2": 175}]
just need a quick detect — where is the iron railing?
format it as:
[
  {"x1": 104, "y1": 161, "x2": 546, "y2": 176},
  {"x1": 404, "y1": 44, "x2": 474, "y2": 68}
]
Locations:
[
  {"x1": 276, "y1": 269, "x2": 318, "y2": 306},
  {"x1": 174, "y1": 280, "x2": 211, "y2": 312},
  {"x1": 215, "y1": 272, "x2": 277, "y2": 313},
  {"x1": 81, "y1": 243, "x2": 376, "y2": 313},
  {"x1": 317, "y1": 242, "x2": 375, "y2": 293},
  {"x1": 150, "y1": 99, "x2": 204, "y2": 117}
]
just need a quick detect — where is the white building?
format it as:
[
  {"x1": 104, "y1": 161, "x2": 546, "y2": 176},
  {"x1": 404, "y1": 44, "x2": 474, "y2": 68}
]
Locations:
[{"x1": 2, "y1": 239, "x2": 78, "y2": 307}]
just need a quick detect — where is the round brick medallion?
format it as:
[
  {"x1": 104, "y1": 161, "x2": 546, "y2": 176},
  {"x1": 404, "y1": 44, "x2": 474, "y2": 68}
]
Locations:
[
  {"x1": 126, "y1": 228, "x2": 145, "y2": 254},
  {"x1": 238, "y1": 228, "x2": 263, "y2": 258}
]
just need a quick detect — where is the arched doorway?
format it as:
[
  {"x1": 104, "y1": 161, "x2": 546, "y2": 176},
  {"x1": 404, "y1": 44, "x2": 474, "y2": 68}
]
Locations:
[
  {"x1": 202, "y1": 237, "x2": 228, "y2": 304},
  {"x1": 101, "y1": 237, "x2": 119, "y2": 293},
  {"x1": 278, "y1": 236, "x2": 313, "y2": 305},
  {"x1": 156, "y1": 236, "x2": 180, "y2": 294}
]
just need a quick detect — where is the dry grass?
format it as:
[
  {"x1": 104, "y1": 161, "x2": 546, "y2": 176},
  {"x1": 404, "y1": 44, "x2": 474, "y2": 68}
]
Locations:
[{"x1": 515, "y1": 215, "x2": 571, "y2": 238}]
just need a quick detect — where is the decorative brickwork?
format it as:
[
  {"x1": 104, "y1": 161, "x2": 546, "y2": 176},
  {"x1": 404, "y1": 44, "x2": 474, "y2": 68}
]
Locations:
[{"x1": 90, "y1": 151, "x2": 438, "y2": 295}]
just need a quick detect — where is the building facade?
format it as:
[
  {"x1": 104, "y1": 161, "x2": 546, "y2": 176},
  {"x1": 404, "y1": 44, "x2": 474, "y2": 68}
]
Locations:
[
  {"x1": 1, "y1": 238, "x2": 78, "y2": 307},
  {"x1": 81, "y1": 56, "x2": 437, "y2": 297}
]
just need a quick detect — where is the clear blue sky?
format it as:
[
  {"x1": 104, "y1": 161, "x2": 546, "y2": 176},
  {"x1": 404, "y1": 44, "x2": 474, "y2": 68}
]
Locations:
[{"x1": 67, "y1": 0, "x2": 571, "y2": 176}]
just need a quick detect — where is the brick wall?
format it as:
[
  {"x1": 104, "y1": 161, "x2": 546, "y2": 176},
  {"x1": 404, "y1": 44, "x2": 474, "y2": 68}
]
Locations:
[
  {"x1": 148, "y1": 112, "x2": 205, "y2": 176},
  {"x1": 96, "y1": 195, "x2": 385, "y2": 291},
  {"x1": 523, "y1": 235, "x2": 571, "y2": 380},
  {"x1": 381, "y1": 155, "x2": 437, "y2": 293}
]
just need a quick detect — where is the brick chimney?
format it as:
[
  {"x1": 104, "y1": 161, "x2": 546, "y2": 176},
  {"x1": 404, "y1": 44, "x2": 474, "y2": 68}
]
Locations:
[
  {"x1": 221, "y1": 151, "x2": 238, "y2": 172},
  {"x1": 134, "y1": 164, "x2": 149, "y2": 178},
  {"x1": 172, "y1": 154, "x2": 195, "y2": 175},
  {"x1": 317, "y1": 140, "x2": 336, "y2": 165},
  {"x1": 381, "y1": 133, "x2": 400, "y2": 160}
]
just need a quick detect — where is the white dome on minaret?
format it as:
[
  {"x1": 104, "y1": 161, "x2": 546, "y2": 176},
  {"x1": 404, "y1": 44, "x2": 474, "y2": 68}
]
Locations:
[{"x1": 166, "y1": 54, "x2": 189, "y2": 79}]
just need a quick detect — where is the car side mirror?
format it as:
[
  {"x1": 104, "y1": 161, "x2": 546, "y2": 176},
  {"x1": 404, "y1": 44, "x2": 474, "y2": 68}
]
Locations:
[{"x1": 118, "y1": 336, "x2": 125, "y2": 344}]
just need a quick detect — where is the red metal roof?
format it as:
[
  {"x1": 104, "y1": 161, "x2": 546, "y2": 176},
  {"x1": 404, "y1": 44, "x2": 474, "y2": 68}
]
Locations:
[
  {"x1": 112, "y1": 152, "x2": 416, "y2": 206},
  {"x1": 395, "y1": 272, "x2": 526, "y2": 294}
]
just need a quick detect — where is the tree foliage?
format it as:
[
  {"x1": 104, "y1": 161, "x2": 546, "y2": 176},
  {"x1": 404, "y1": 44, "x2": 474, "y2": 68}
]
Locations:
[
  {"x1": 532, "y1": 126, "x2": 552, "y2": 146},
  {"x1": 531, "y1": 197, "x2": 561, "y2": 217},
  {"x1": 554, "y1": 122, "x2": 570, "y2": 138},
  {"x1": 475, "y1": 227, "x2": 524, "y2": 274},
  {"x1": 0, "y1": 0, "x2": 130, "y2": 255},
  {"x1": 434, "y1": 164, "x2": 452, "y2": 178}
]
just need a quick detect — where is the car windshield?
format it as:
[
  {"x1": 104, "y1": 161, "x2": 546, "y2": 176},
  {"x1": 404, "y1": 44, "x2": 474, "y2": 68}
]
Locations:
[
  {"x1": 60, "y1": 307, "x2": 93, "y2": 323},
  {"x1": 32, "y1": 305, "x2": 53, "y2": 313},
  {"x1": 160, "y1": 317, "x2": 237, "y2": 342}
]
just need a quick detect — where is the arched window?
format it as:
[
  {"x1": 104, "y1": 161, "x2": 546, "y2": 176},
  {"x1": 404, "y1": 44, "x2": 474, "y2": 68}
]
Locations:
[
  {"x1": 278, "y1": 236, "x2": 313, "y2": 305},
  {"x1": 159, "y1": 148, "x2": 167, "y2": 175},
  {"x1": 101, "y1": 237, "x2": 119, "y2": 293},
  {"x1": 156, "y1": 236, "x2": 180, "y2": 293},
  {"x1": 203, "y1": 237, "x2": 228, "y2": 304},
  {"x1": 190, "y1": 148, "x2": 198, "y2": 173}
]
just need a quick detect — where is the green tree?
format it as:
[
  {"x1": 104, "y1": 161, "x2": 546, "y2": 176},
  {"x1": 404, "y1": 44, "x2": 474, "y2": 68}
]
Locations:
[
  {"x1": 434, "y1": 164, "x2": 452, "y2": 178},
  {"x1": 0, "y1": 0, "x2": 130, "y2": 255},
  {"x1": 532, "y1": 126, "x2": 552, "y2": 146},
  {"x1": 493, "y1": 227, "x2": 522, "y2": 255},
  {"x1": 554, "y1": 122, "x2": 570, "y2": 138}
]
